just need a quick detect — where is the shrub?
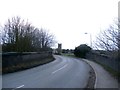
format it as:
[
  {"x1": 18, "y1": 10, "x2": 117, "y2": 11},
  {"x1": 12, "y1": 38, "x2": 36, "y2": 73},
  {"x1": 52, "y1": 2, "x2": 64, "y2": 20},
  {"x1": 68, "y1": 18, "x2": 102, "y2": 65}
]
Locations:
[{"x1": 74, "y1": 44, "x2": 92, "y2": 58}]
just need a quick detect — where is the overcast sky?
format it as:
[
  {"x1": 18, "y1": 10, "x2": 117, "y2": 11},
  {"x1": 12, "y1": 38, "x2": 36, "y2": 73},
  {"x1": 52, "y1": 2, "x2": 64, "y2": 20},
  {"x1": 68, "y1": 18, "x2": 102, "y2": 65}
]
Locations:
[{"x1": 0, "y1": 0, "x2": 119, "y2": 49}]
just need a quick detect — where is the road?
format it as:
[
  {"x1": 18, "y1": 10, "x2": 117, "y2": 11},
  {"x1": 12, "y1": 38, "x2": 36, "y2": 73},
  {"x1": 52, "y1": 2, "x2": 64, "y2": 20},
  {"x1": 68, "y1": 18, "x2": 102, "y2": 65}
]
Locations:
[{"x1": 2, "y1": 55, "x2": 91, "y2": 89}]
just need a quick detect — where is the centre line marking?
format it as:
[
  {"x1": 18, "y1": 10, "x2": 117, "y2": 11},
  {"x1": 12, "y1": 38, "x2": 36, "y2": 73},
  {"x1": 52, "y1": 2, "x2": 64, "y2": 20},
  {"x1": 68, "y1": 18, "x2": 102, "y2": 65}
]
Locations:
[
  {"x1": 16, "y1": 85, "x2": 24, "y2": 88},
  {"x1": 52, "y1": 64, "x2": 68, "y2": 74},
  {"x1": 12, "y1": 85, "x2": 24, "y2": 90}
]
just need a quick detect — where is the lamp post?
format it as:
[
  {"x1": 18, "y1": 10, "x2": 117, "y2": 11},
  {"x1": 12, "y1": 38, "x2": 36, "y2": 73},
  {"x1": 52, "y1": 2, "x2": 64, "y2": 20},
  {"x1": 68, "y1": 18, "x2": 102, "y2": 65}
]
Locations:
[{"x1": 84, "y1": 32, "x2": 92, "y2": 48}]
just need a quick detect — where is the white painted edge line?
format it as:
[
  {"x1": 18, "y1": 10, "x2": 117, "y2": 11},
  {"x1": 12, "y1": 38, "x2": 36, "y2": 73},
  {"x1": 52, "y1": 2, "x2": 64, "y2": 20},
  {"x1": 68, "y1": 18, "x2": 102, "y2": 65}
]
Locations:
[
  {"x1": 82, "y1": 59, "x2": 97, "y2": 89},
  {"x1": 12, "y1": 85, "x2": 24, "y2": 90},
  {"x1": 52, "y1": 64, "x2": 68, "y2": 74}
]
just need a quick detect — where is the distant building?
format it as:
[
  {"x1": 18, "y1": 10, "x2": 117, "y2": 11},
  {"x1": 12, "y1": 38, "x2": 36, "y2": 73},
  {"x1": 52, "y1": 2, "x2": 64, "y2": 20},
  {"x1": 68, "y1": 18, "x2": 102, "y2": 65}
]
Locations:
[
  {"x1": 52, "y1": 43, "x2": 62, "y2": 54},
  {"x1": 57, "y1": 43, "x2": 62, "y2": 54}
]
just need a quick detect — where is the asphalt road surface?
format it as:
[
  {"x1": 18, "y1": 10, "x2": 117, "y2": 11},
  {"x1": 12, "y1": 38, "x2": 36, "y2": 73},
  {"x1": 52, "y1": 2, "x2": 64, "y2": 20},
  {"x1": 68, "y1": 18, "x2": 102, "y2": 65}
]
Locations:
[{"x1": 2, "y1": 55, "x2": 91, "y2": 89}]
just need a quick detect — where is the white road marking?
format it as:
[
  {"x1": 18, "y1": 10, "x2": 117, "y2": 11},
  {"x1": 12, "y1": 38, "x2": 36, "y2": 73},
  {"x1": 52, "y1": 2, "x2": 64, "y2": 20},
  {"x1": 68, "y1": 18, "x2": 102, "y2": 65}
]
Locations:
[
  {"x1": 12, "y1": 85, "x2": 24, "y2": 90},
  {"x1": 52, "y1": 64, "x2": 68, "y2": 74},
  {"x1": 16, "y1": 85, "x2": 24, "y2": 88}
]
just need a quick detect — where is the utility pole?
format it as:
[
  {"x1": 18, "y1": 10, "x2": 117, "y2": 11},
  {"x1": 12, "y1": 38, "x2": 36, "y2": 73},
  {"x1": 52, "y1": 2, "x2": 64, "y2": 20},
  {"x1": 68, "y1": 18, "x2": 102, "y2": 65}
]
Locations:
[{"x1": 84, "y1": 32, "x2": 92, "y2": 48}]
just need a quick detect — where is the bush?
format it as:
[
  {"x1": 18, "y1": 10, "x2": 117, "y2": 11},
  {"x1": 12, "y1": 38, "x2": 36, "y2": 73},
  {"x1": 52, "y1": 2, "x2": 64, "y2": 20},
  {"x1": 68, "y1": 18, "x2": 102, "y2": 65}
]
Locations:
[{"x1": 74, "y1": 44, "x2": 91, "y2": 58}]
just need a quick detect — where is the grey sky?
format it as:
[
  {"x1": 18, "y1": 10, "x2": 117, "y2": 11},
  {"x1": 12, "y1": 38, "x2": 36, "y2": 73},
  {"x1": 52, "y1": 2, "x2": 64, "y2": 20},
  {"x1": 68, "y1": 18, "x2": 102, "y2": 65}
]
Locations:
[{"x1": 0, "y1": 0, "x2": 119, "y2": 49}]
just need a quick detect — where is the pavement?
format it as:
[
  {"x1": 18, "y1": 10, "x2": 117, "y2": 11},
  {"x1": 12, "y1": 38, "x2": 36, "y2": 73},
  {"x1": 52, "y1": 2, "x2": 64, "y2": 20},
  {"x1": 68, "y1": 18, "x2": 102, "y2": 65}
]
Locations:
[
  {"x1": 83, "y1": 59, "x2": 119, "y2": 88},
  {"x1": 2, "y1": 55, "x2": 91, "y2": 88}
]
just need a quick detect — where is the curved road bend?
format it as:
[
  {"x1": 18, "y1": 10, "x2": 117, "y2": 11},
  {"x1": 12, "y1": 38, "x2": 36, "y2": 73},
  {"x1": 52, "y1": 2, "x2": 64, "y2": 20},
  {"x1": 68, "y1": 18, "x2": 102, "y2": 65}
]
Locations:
[{"x1": 3, "y1": 55, "x2": 91, "y2": 88}]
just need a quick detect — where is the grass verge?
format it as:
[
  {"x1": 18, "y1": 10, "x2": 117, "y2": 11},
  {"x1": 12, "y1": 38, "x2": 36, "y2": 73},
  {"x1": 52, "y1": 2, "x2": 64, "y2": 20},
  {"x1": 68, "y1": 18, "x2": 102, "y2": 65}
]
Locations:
[{"x1": 62, "y1": 53, "x2": 75, "y2": 57}]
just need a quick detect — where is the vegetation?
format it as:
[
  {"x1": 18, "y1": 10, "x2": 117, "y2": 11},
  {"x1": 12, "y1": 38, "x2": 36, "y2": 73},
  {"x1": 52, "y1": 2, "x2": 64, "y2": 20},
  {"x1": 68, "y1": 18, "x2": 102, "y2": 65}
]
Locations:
[
  {"x1": 62, "y1": 53, "x2": 75, "y2": 57},
  {"x1": 74, "y1": 44, "x2": 91, "y2": 58},
  {"x1": 1, "y1": 16, "x2": 56, "y2": 52},
  {"x1": 91, "y1": 19, "x2": 120, "y2": 81},
  {"x1": 62, "y1": 49, "x2": 74, "y2": 53},
  {"x1": 94, "y1": 19, "x2": 120, "y2": 61},
  {"x1": 1, "y1": 16, "x2": 56, "y2": 74}
]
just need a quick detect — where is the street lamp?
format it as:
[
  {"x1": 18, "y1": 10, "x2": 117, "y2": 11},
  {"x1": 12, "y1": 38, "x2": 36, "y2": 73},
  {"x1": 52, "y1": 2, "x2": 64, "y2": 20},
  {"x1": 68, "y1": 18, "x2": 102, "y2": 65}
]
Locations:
[{"x1": 84, "y1": 32, "x2": 92, "y2": 48}]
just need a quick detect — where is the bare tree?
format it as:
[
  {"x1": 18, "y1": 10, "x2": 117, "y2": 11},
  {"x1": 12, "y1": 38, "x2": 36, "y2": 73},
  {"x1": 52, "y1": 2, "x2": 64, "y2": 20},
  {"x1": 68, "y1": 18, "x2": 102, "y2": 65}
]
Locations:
[
  {"x1": 2, "y1": 16, "x2": 34, "y2": 52},
  {"x1": 40, "y1": 28, "x2": 55, "y2": 48},
  {"x1": 2, "y1": 16, "x2": 56, "y2": 52},
  {"x1": 31, "y1": 28, "x2": 56, "y2": 51},
  {"x1": 95, "y1": 20, "x2": 120, "y2": 51},
  {"x1": 94, "y1": 19, "x2": 120, "y2": 60}
]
